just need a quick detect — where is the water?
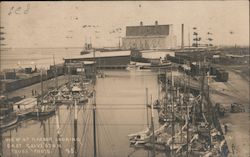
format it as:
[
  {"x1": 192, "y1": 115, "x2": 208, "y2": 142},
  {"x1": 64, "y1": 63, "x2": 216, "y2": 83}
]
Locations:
[
  {"x1": 0, "y1": 47, "x2": 82, "y2": 70},
  {"x1": 0, "y1": 48, "x2": 168, "y2": 157},
  {"x1": 1, "y1": 70, "x2": 163, "y2": 157},
  {"x1": 0, "y1": 48, "x2": 174, "y2": 71}
]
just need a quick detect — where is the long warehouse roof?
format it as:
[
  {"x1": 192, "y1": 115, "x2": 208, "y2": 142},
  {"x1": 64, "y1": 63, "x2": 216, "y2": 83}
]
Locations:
[{"x1": 64, "y1": 50, "x2": 131, "y2": 60}]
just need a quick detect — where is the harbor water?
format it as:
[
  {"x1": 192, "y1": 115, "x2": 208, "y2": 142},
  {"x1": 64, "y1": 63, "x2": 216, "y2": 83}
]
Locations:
[
  {"x1": 0, "y1": 47, "x2": 168, "y2": 157},
  {"x1": 1, "y1": 70, "x2": 160, "y2": 157},
  {"x1": 0, "y1": 48, "x2": 82, "y2": 70}
]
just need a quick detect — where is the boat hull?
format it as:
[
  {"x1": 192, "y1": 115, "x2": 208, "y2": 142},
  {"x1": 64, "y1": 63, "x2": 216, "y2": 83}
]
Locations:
[
  {"x1": 0, "y1": 116, "x2": 18, "y2": 129},
  {"x1": 29, "y1": 106, "x2": 56, "y2": 117}
]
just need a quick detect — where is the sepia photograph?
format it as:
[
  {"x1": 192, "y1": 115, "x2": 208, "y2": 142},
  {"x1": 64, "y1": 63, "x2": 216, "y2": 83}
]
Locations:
[{"x1": 0, "y1": 1, "x2": 249, "y2": 157}]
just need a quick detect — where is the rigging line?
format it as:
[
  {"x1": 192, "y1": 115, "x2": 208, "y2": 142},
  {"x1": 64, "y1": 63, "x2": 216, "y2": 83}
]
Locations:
[
  {"x1": 40, "y1": 122, "x2": 153, "y2": 126},
  {"x1": 99, "y1": 111, "x2": 115, "y2": 148},
  {"x1": 98, "y1": 111, "x2": 114, "y2": 156},
  {"x1": 55, "y1": 107, "x2": 157, "y2": 110},
  {"x1": 66, "y1": 117, "x2": 74, "y2": 157},
  {"x1": 78, "y1": 105, "x2": 91, "y2": 154},
  {"x1": 60, "y1": 103, "x2": 159, "y2": 106},
  {"x1": 59, "y1": 110, "x2": 72, "y2": 135},
  {"x1": 96, "y1": 113, "x2": 110, "y2": 151},
  {"x1": 46, "y1": 117, "x2": 57, "y2": 153},
  {"x1": 96, "y1": 113, "x2": 101, "y2": 157},
  {"x1": 50, "y1": 111, "x2": 72, "y2": 156},
  {"x1": 97, "y1": 113, "x2": 116, "y2": 157},
  {"x1": 82, "y1": 107, "x2": 92, "y2": 157},
  {"x1": 84, "y1": 114, "x2": 92, "y2": 157}
]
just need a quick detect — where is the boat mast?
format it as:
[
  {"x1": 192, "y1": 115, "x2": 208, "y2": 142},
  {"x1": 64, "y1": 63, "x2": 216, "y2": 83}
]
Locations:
[
  {"x1": 146, "y1": 88, "x2": 149, "y2": 127},
  {"x1": 0, "y1": 131, "x2": 3, "y2": 156},
  {"x1": 93, "y1": 90, "x2": 97, "y2": 157},
  {"x1": 165, "y1": 70, "x2": 168, "y2": 117},
  {"x1": 74, "y1": 99, "x2": 78, "y2": 157},
  {"x1": 187, "y1": 71, "x2": 191, "y2": 157},
  {"x1": 55, "y1": 108, "x2": 62, "y2": 157},
  {"x1": 41, "y1": 70, "x2": 44, "y2": 104},
  {"x1": 171, "y1": 68, "x2": 175, "y2": 156},
  {"x1": 53, "y1": 54, "x2": 58, "y2": 89},
  {"x1": 150, "y1": 95, "x2": 155, "y2": 157},
  {"x1": 46, "y1": 70, "x2": 48, "y2": 90},
  {"x1": 68, "y1": 60, "x2": 71, "y2": 89},
  {"x1": 158, "y1": 69, "x2": 160, "y2": 101}
]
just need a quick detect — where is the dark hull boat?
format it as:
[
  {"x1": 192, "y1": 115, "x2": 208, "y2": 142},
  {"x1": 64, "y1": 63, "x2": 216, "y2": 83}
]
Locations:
[
  {"x1": 0, "y1": 113, "x2": 18, "y2": 129},
  {"x1": 0, "y1": 96, "x2": 19, "y2": 129},
  {"x1": 140, "y1": 62, "x2": 172, "y2": 70},
  {"x1": 14, "y1": 98, "x2": 37, "y2": 119},
  {"x1": 29, "y1": 105, "x2": 56, "y2": 117}
]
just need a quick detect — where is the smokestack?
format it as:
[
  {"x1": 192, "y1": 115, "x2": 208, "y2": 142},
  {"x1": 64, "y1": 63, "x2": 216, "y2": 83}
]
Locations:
[
  {"x1": 155, "y1": 20, "x2": 158, "y2": 25},
  {"x1": 181, "y1": 24, "x2": 184, "y2": 49},
  {"x1": 140, "y1": 21, "x2": 143, "y2": 26}
]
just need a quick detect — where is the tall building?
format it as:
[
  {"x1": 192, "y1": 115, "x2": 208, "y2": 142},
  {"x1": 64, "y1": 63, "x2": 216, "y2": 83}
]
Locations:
[{"x1": 122, "y1": 21, "x2": 177, "y2": 50}]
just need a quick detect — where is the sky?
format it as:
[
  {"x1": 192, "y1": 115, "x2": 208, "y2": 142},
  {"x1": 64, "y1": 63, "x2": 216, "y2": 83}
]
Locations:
[{"x1": 0, "y1": 1, "x2": 249, "y2": 48}]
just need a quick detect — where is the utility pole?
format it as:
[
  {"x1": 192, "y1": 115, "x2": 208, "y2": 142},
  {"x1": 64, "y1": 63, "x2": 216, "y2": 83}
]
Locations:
[
  {"x1": 188, "y1": 27, "x2": 190, "y2": 48},
  {"x1": 193, "y1": 27, "x2": 201, "y2": 48},
  {"x1": 0, "y1": 26, "x2": 5, "y2": 72},
  {"x1": 181, "y1": 24, "x2": 184, "y2": 49},
  {"x1": 93, "y1": 90, "x2": 97, "y2": 157}
]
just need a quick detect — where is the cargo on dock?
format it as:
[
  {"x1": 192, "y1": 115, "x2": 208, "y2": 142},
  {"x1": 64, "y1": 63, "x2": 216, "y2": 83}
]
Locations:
[{"x1": 0, "y1": 64, "x2": 65, "y2": 93}]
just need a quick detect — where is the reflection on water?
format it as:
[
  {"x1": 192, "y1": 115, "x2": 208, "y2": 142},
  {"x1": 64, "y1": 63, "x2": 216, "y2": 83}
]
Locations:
[{"x1": 1, "y1": 70, "x2": 163, "y2": 157}]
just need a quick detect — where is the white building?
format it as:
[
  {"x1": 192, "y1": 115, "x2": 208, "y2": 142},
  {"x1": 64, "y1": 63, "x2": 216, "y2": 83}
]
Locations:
[{"x1": 122, "y1": 21, "x2": 177, "y2": 50}]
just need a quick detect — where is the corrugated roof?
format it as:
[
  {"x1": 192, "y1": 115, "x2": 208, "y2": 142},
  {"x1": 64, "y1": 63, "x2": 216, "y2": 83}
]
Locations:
[
  {"x1": 64, "y1": 50, "x2": 131, "y2": 60},
  {"x1": 126, "y1": 25, "x2": 170, "y2": 36}
]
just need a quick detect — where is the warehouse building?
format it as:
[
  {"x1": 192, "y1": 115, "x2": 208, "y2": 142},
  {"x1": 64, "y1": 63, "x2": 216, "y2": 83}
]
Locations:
[
  {"x1": 64, "y1": 51, "x2": 131, "y2": 69},
  {"x1": 122, "y1": 21, "x2": 177, "y2": 50}
]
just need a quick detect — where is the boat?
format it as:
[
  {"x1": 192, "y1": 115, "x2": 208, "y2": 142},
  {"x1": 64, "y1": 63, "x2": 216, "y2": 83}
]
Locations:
[
  {"x1": 13, "y1": 98, "x2": 37, "y2": 118},
  {"x1": 128, "y1": 128, "x2": 152, "y2": 145},
  {"x1": 140, "y1": 62, "x2": 172, "y2": 70},
  {"x1": 80, "y1": 43, "x2": 94, "y2": 55},
  {"x1": 29, "y1": 102, "x2": 56, "y2": 117},
  {"x1": 147, "y1": 99, "x2": 161, "y2": 109},
  {"x1": 0, "y1": 96, "x2": 19, "y2": 129},
  {"x1": 29, "y1": 71, "x2": 57, "y2": 117},
  {"x1": 56, "y1": 78, "x2": 91, "y2": 105},
  {"x1": 127, "y1": 61, "x2": 151, "y2": 70},
  {"x1": 128, "y1": 121, "x2": 168, "y2": 146}
]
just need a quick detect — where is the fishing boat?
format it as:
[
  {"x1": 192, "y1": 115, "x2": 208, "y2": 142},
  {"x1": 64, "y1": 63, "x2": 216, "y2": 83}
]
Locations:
[
  {"x1": 29, "y1": 103, "x2": 56, "y2": 117},
  {"x1": 128, "y1": 127, "x2": 152, "y2": 145},
  {"x1": 0, "y1": 96, "x2": 19, "y2": 129},
  {"x1": 80, "y1": 42, "x2": 94, "y2": 55},
  {"x1": 147, "y1": 99, "x2": 161, "y2": 109},
  {"x1": 56, "y1": 79, "x2": 91, "y2": 105},
  {"x1": 29, "y1": 70, "x2": 57, "y2": 117},
  {"x1": 13, "y1": 98, "x2": 37, "y2": 118}
]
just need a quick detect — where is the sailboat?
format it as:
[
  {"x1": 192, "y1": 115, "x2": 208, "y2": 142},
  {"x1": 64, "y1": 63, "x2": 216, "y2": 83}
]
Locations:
[
  {"x1": 128, "y1": 89, "x2": 168, "y2": 147},
  {"x1": 13, "y1": 97, "x2": 37, "y2": 118},
  {"x1": 29, "y1": 70, "x2": 56, "y2": 117},
  {"x1": 0, "y1": 96, "x2": 19, "y2": 129}
]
